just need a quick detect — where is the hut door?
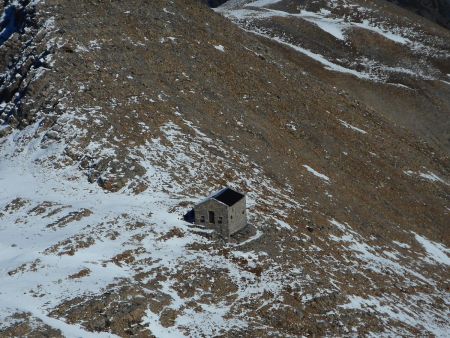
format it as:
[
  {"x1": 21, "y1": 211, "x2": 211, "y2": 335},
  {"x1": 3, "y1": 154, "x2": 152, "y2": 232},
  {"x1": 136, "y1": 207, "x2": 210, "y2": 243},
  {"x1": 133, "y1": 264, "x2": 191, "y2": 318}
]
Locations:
[{"x1": 208, "y1": 211, "x2": 215, "y2": 224}]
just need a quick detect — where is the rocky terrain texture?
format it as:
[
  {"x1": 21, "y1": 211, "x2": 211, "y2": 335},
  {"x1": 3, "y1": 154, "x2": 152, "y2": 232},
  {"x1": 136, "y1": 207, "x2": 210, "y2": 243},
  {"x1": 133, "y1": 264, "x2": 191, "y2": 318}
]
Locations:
[{"x1": 0, "y1": 0, "x2": 449, "y2": 337}]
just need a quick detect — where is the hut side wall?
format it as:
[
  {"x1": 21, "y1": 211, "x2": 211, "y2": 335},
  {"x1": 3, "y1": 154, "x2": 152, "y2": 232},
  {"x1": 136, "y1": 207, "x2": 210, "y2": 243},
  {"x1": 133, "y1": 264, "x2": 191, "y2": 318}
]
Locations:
[{"x1": 227, "y1": 196, "x2": 247, "y2": 235}]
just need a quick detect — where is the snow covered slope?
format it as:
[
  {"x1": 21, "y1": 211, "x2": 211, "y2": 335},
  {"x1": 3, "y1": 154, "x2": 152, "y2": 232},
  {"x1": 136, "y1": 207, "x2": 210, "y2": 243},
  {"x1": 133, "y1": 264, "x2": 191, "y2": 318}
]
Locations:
[
  {"x1": 1, "y1": 84, "x2": 449, "y2": 337},
  {"x1": 0, "y1": 111, "x2": 301, "y2": 336},
  {"x1": 1, "y1": 0, "x2": 449, "y2": 336}
]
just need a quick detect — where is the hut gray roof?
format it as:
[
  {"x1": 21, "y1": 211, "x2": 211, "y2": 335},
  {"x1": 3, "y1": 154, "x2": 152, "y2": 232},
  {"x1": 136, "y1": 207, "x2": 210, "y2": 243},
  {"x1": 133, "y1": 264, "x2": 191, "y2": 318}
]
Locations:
[
  {"x1": 211, "y1": 187, "x2": 244, "y2": 206},
  {"x1": 198, "y1": 187, "x2": 245, "y2": 207}
]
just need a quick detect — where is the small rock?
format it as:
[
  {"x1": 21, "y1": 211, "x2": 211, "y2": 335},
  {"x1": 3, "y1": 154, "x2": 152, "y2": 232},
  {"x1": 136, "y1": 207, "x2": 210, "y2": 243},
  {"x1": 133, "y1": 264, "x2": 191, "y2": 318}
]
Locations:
[
  {"x1": 45, "y1": 130, "x2": 59, "y2": 139},
  {"x1": 0, "y1": 126, "x2": 12, "y2": 137}
]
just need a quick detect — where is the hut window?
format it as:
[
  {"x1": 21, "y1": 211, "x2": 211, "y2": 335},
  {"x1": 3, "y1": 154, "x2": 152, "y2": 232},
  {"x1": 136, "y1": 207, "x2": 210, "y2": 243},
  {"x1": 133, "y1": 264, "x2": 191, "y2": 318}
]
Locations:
[
  {"x1": 218, "y1": 217, "x2": 223, "y2": 224},
  {"x1": 209, "y1": 211, "x2": 215, "y2": 223},
  {"x1": 200, "y1": 215, "x2": 205, "y2": 223}
]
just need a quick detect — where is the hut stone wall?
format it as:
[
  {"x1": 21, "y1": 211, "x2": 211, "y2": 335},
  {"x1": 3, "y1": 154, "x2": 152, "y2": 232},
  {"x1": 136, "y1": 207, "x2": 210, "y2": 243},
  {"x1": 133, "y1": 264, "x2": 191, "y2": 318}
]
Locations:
[
  {"x1": 194, "y1": 199, "x2": 229, "y2": 238},
  {"x1": 194, "y1": 192, "x2": 246, "y2": 239}
]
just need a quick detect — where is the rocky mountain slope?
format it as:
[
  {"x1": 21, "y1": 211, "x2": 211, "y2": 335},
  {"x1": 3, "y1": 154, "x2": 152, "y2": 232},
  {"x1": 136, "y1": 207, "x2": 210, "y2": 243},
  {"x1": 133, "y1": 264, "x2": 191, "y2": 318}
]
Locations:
[
  {"x1": 388, "y1": 0, "x2": 450, "y2": 29},
  {"x1": 0, "y1": 0, "x2": 449, "y2": 337}
]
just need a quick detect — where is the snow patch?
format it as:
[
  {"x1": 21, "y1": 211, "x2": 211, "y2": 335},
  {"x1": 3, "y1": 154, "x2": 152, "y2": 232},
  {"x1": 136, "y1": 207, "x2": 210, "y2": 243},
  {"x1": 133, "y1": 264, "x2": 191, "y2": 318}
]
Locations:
[
  {"x1": 303, "y1": 165, "x2": 330, "y2": 183},
  {"x1": 414, "y1": 233, "x2": 450, "y2": 266},
  {"x1": 338, "y1": 119, "x2": 367, "y2": 134},
  {"x1": 214, "y1": 44, "x2": 225, "y2": 52}
]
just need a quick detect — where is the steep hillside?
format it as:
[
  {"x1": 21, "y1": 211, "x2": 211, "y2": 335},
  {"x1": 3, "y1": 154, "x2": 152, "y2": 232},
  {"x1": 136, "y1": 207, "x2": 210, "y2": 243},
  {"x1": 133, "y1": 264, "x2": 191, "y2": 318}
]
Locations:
[
  {"x1": 219, "y1": 0, "x2": 450, "y2": 152},
  {"x1": 0, "y1": 0, "x2": 449, "y2": 337}
]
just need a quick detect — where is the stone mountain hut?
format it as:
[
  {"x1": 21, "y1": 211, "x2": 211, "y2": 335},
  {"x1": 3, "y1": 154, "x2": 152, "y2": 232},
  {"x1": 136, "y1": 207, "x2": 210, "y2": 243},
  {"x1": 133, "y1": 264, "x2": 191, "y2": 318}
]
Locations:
[{"x1": 194, "y1": 187, "x2": 247, "y2": 239}]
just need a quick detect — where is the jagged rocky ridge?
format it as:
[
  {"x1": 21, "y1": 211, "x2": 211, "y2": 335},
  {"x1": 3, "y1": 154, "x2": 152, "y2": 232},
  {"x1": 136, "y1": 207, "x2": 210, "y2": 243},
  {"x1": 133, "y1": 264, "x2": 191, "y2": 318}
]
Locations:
[
  {"x1": 0, "y1": 0, "x2": 58, "y2": 134},
  {"x1": 0, "y1": 0, "x2": 449, "y2": 337}
]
